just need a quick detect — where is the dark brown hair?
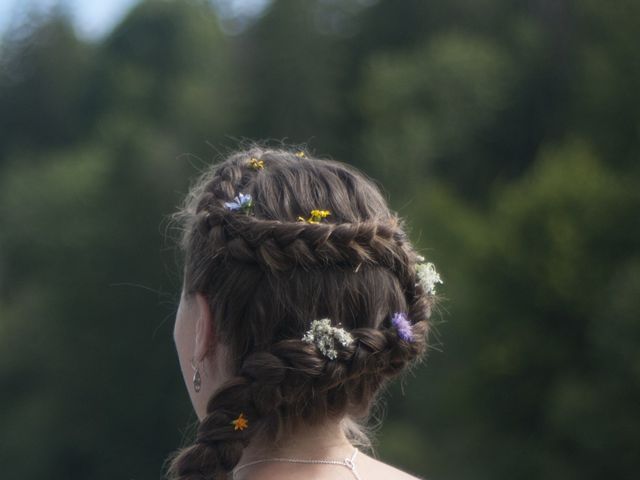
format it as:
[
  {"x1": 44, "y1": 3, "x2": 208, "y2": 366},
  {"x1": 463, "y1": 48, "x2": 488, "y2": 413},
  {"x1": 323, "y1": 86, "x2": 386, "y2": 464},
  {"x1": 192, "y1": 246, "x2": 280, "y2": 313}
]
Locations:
[{"x1": 165, "y1": 147, "x2": 435, "y2": 480}]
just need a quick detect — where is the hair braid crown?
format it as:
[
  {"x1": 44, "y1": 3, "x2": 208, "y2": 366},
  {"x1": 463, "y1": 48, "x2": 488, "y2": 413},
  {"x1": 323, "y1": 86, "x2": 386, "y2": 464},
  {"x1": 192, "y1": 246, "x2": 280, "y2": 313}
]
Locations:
[{"x1": 166, "y1": 147, "x2": 439, "y2": 480}]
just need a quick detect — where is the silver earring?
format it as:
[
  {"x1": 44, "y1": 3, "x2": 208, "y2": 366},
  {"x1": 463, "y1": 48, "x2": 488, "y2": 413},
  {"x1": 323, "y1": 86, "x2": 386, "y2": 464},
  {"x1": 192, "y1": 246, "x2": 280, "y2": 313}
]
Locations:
[{"x1": 191, "y1": 358, "x2": 202, "y2": 393}]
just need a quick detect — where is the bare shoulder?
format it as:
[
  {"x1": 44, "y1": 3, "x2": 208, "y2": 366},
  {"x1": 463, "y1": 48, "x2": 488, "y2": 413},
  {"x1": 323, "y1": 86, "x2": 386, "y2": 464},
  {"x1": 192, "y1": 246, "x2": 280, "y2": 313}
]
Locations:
[{"x1": 357, "y1": 451, "x2": 425, "y2": 480}]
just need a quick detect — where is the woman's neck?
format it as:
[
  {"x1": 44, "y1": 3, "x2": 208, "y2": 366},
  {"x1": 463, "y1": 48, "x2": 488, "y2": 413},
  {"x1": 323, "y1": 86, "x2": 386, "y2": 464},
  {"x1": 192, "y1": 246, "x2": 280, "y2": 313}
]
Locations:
[{"x1": 234, "y1": 420, "x2": 356, "y2": 479}]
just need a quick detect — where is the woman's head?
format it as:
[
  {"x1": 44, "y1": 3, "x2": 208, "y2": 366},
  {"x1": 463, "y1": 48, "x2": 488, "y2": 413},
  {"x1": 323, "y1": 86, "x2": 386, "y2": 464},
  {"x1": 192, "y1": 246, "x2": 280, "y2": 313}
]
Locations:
[{"x1": 167, "y1": 147, "x2": 436, "y2": 479}]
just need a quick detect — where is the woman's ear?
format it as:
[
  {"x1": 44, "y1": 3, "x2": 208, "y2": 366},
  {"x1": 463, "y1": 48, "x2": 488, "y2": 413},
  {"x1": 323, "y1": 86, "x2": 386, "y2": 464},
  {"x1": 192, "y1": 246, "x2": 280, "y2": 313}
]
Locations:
[{"x1": 194, "y1": 292, "x2": 216, "y2": 361}]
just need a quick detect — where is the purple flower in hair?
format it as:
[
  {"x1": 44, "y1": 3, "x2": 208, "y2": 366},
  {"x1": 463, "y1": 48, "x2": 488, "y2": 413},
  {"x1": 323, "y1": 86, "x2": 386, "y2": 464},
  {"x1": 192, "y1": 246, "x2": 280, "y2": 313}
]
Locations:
[
  {"x1": 224, "y1": 193, "x2": 253, "y2": 213},
  {"x1": 391, "y1": 312, "x2": 413, "y2": 342}
]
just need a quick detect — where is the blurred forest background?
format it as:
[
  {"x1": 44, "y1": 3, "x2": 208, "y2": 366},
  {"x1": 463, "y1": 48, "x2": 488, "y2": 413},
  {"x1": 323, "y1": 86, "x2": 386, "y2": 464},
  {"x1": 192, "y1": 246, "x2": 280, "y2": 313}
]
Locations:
[{"x1": 1, "y1": 0, "x2": 639, "y2": 479}]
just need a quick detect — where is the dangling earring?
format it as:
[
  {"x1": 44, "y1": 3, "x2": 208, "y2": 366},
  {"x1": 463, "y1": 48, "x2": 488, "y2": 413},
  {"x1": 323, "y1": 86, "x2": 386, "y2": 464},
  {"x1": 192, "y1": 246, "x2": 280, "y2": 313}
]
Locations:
[{"x1": 191, "y1": 357, "x2": 202, "y2": 393}]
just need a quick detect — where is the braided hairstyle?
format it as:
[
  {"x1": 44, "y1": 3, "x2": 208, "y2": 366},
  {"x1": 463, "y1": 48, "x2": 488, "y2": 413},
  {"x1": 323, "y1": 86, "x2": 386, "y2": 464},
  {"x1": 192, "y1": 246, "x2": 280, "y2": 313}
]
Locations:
[{"x1": 165, "y1": 147, "x2": 437, "y2": 480}]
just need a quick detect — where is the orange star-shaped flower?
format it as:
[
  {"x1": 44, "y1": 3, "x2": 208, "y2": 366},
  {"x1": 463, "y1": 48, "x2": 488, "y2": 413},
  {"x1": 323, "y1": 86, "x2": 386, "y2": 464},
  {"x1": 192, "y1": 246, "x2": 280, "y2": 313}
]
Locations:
[{"x1": 231, "y1": 413, "x2": 249, "y2": 431}]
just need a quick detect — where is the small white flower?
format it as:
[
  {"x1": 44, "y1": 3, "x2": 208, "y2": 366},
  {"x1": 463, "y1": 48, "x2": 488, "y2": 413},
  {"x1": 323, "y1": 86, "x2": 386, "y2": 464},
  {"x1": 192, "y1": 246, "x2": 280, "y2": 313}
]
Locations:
[
  {"x1": 302, "y1": 318, "x2": 354, "y2": 360},
  {"x1": 416, "y1": 262, "x2": 443, "y2": 295}
]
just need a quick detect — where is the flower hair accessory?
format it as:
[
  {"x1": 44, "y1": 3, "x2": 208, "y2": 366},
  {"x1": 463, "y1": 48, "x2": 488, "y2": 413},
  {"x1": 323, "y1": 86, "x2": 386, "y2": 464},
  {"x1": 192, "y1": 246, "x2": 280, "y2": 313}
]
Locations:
[
  {"x1": 302, "y1": 318, "x2": 354, "y2": 360},
  {"x1": 391, "y1": 312, "x2": 413, "y2": 342},
  {"x1": 231, "y1": 412, "x2": 249, "y2": 431},
  {"x1": 224, "y1": 193, "x2": 253, "y2": 214},
  {"x1": 298, "y1": 209, "x2": 331, "y2": 224},
  {"x1": 295, "y1": 151, "x2": 306, "y2": 158},
  {"x1": 415, "y1": 259, "x2": 443, "y2": 295},
  {"x1": 248, "y1": 157, "x2": 264, "y2": 170}
]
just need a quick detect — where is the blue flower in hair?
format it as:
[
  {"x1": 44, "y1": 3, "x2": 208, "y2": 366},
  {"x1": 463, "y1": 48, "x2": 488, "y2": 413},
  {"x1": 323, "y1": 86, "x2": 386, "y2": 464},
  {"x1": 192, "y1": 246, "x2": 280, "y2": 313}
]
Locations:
[{"x1": 224, "y1": 193, "x2": 253, "y2": 213}]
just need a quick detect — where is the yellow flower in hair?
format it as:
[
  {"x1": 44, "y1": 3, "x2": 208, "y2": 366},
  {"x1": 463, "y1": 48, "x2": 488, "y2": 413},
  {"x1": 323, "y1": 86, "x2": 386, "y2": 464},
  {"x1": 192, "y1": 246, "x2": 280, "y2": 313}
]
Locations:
[
  {"x1": 310, "y1": 210, "x2": 330, "y2": 223},
  {"x1": 231, "y1": 412, "x2": 249, "y2": 431},
  {"x1": 248, "y1": 157, "x2": 264, "y2": 170},
  {"x1": 295, "y1": 151, "x2": 306, "y2": 158},
  {"x1": 299, "y1": 209, "x2": 331, "y2": 224}
]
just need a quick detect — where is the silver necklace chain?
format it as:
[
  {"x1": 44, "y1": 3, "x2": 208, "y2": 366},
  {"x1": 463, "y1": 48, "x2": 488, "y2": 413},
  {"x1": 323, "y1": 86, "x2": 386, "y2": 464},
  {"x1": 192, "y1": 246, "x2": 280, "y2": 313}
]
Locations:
[{"x1": 232, "y1": 447, "x2": 360, "y2": 480}]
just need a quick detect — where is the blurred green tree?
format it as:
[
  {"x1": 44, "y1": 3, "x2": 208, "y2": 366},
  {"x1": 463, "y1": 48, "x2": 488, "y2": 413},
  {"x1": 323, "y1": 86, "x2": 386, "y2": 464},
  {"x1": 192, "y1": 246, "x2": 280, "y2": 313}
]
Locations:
[
  {"x1": 0, "y1": 2, "x2": 237, "y2": 479},
  {"x1": 0, "y1": 9, "x2": 95, "y2": 160}
]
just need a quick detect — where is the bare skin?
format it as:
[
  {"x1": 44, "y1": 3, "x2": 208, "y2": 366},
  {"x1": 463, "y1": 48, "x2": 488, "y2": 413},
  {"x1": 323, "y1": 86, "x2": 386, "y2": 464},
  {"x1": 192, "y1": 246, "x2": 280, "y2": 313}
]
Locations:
[{"x1": 232, "y1": 423, "x2": 424, "y2": 480}]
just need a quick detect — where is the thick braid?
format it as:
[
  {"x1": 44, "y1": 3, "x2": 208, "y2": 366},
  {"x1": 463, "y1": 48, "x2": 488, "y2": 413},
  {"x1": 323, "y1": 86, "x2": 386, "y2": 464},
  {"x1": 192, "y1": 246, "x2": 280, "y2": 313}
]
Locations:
[
  {"x1": 169, "y1": 318, "x2": 431, "y2": 480},
  {"x1": 249, "y1": 324, "x2": 429, "y2": 421},
  {"x1": 186, "y1": 150, "x2": 413, "y2": 274},
  {"x1": 167, "y1": 347, "x2": 323, "y2": 480},
  {"x1": 198, "y1": 209, "x2": 410, "y2": 272},
  {"x1": 167, "y1": 310, "x2": 431, "y2": 480},
  {"x1": 167, "y1": 378, "x2": 252, "y2": 480}
]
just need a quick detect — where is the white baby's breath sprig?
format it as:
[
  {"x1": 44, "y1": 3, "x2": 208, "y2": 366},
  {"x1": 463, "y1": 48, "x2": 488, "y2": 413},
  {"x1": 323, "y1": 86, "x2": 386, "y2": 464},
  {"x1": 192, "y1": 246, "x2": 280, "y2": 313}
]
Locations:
[
  {"x1": 416, "y1": 261, "x2": 443, "y2": 295},
  {"x1": 302, "y1": 318, "x2": 354, "y2": 360}
]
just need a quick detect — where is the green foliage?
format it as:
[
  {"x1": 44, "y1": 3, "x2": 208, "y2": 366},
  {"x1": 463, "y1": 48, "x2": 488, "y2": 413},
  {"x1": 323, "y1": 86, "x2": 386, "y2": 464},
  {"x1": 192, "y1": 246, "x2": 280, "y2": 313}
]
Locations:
[
  {"x1": 359, "y1": 31, "x2": 516, "y2": 198},
  {"x1": 235, "y1": 0, "x2": 353, "y2": 155},
  {"x1": 97, "y1": 0, "x2": 237, "y2": 150},
  {"x1": 0, "y1": 1, "x2": 638, "y2": 479},
  {"x1": 0, "y1": 12, "x2": 95, "y2": 158},
  {"x1": 446, "y1": 139, "x2": 639, "y2": 479}
]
